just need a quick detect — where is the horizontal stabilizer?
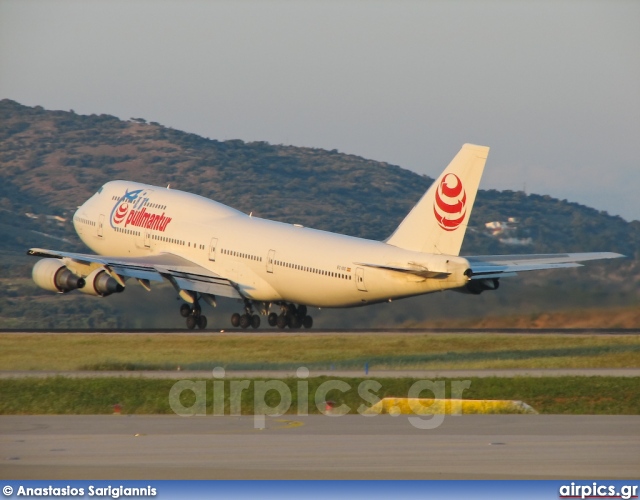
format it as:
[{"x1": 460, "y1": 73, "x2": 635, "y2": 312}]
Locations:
[
  {"x1": 467, "y1": 252, "x2": 624, "y2": 278},
  {"x1": 355, "y1": 262, "x2": 450, "y2": 279}
]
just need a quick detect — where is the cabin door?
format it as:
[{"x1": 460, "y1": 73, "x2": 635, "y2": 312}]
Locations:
[
  {"x1": 267, "y1": 249, "x2": 275, "y2": 273},
  {"x1": 209, "y1": 238, "x2": 219, "y2": 261},
  {"x1": 355, "y1": 267, "x2": 367, "y2": 292}
]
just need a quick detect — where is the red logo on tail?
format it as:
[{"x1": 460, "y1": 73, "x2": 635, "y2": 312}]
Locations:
[{"x1": 433, "y1": 174, "x2": 466, "y2": 231}]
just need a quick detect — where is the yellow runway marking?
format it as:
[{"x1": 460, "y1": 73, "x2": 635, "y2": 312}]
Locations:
[
  {"x1": 273, "y1": 419, "x2": 305, "y2": 429},
  {"x1": 364, "y1": 398, "x2": 537, "y2": 415}
]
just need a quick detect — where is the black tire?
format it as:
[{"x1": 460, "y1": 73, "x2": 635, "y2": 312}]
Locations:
[
  {"x1": 239, "y1": 314, "x2": 251, "y2": 329},
  {"x1": 288, "y1": 314, "x2": 301, "y2": 329},
  {"x1": 231, "y1": 313, "x2": 241, "y2": 327},
  {"x1": 276, "y1": 314, "x2": 287, "y2": 329},
  {"x1": 302, "y1": 315, "x2": 313, "y2": 329},
  {"x1": 180, "y1": 304, "x2": 191, "y2": 317},
  {"x1": 186, "y1": 315, "x2": 197, "y2": 329},
  {"x1": 298, "y1": 305, "x2": 307, "y2": 317},
  {"x1": 268, "y1": 312, "x2": 278, "y2": 327},
  {"x1": 251, "y1": 314, "x2": 260, "y2": 329},
  {"x1": 197, "y1": 315, "x2": 207, "y2": 330}
]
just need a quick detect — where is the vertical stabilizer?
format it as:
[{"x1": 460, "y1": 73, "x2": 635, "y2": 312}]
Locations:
[{"x1": 385, "y1": 144, "x2": 489, "y2": 255}]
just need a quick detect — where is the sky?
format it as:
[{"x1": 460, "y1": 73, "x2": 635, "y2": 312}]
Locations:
[{"x1": 1, "y1": 0, "x2": 639, "y2": 221}]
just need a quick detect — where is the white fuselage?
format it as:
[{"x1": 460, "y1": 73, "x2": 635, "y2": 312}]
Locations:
[{"x1": 73, "y1": 181, "x2": 470, "y2": 307}]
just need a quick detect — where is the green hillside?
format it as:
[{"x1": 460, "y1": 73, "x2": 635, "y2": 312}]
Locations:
[{"x1": 0, "y1": 99, "x2": 637, "y2": 329}]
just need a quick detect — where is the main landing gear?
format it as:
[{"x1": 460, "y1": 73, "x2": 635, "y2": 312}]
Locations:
[
  {"x1": 230, "y1": 312, "x2": 261, "y2": 329},
  {"x1": 229, "y1": 302, "x2": 313, "y2": 329},
  {"x1": 230, "y1": 300, "x2": 261, "y2": 329},
  {"x1": 268, "y1": 303, "x2": 313, "y2": 330},
  {"x1": 180, "y1": 300, "x2": 207, "y2": 330}
]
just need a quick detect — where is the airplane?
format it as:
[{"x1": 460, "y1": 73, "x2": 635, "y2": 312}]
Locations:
[{"x1": 28, "y1": 144, "x2": 623, "y2": 329}]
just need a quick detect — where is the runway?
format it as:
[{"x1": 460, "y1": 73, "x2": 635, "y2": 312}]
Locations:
[
  {"x1": 1, "y1": 415, "x2": 638, "y2": 480},
  {"x1": 2, "y1": 368, "x2": 639, "y2": 379}
]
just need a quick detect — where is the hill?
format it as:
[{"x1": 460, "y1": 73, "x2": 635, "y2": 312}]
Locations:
[
  {"x1": 0, "y1": 99, "x2": 638, "y2": 328},
  {"x1": 410, "y1": 305, "x2": 640, "y2": 330}
]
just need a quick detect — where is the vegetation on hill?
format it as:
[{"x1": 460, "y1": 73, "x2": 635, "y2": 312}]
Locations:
[{"x1": 0, "y1": 99, "x2": 637, "y2": 328}]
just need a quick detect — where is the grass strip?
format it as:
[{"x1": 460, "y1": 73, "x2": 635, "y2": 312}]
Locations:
[
  {"x1": 0, "y1": 376, "x2": 638, "y2": 415},
  {"x1": 81, "y1": 344, "x2": 640, "y2": 371},
  {"x1": 2, "y1": 333, "x2": 640, "y2": 370}
]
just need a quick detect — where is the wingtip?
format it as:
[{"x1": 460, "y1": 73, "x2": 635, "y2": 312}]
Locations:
[{"x1": 598, "y1": 252, "x2": 626, "y2": 259}]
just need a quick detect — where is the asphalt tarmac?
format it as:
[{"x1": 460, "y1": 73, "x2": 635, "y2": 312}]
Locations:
[{"x1": 1, "y1": 415, "x2": 638, "y2": 480}]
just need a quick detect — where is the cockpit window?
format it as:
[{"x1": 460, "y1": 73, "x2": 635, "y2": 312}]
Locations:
[{"x1": 97, "y1": 186, "x2": 104, "y2": 194}]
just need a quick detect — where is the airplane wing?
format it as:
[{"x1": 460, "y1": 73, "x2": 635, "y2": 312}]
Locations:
[
  {"x1": 27, "y1": 248, "x2": 243, "y2": 299},
  {"x1": 465, "y1": 252, "x2": 624, "y2": 279}
]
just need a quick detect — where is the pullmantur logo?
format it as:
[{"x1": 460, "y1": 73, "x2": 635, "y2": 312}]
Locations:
[
  {"x1": 110, "y1": 188, "x2": 172, "y2": 232},
  {"x1": 433, "y1": 173, "x2": 466, "y2": 231}
]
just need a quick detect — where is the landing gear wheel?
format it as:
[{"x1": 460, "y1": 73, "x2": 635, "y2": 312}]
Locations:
[
  {"x1": 288, "y1": 314, "x2": 301, "y2": 329},
  {"x1": 239, "y1": 314, "x2": 251, "y2": 329},
  {"x1": 197, "y1": 315, "x2": 207, "y2": 330},
  {"x1": 186, "y1": 315, "x2": 197, "y2": 329},
  {"x1": 251, "y1": 314, "x2": 260, "y2": 329},
  {"x1": 298, "y1": 305, "x2": 308, "y2": 317},
  {"x1": 231, "y1": 313, "x2": 241, "y2": 327},
  {"x1": 276, "y1": 314, "x2": 287, "y2": 329},
  {"x1": 180, "y1": 304, "x2": 191, "y2": 317},
  {"x1": 302, "y1": 315, "x2": 313, "y2": 329},
  {"x1": 268, "y1": 312, "x2": 278, "y2": 327}
]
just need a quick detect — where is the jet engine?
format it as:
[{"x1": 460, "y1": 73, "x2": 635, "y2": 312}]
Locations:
[
  {"x1": 454, "y1": 278, "x2": 500, "y2": 295},
  {"x1": 32, "y1": 258, "x2": 85, "y2": 293},
  {"x1": 79, "y1": 268, "x2": 124, "y2": 297}
]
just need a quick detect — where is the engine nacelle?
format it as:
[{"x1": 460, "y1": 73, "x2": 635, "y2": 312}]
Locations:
[
  {"x1": 454, "y1": 278, "x2": 500, "y2": 295},
  {"x1": 79, "y1": 268, "x2": 125, "y2": 297},
  {"x1": 32, "y1": 258, "x2": 85, "y2": 293}
]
